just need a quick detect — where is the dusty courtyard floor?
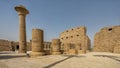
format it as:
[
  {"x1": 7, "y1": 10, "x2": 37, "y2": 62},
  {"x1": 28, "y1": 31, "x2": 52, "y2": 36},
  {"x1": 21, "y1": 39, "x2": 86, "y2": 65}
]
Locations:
[{"x1": 0, "y1": 51, "x2": 120, "y2": 68}]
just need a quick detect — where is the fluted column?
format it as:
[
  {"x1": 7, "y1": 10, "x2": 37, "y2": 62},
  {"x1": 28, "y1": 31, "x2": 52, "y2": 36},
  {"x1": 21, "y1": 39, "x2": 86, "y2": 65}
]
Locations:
[{"x1": 15, "y1": 5, "x2": 29, "y2": 53}]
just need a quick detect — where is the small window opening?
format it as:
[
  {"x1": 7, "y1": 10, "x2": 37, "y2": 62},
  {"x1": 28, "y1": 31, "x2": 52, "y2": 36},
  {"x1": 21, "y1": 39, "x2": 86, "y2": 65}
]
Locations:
[
  {"x1": 108, "y1": 28, "x2": 112, "y2": 31},
  {"x1": 76, "y1": 35, "x2": 79, "y2": 36},
  {"x1": 71, "y1": 36, "x2": 73, "y2": 38}
]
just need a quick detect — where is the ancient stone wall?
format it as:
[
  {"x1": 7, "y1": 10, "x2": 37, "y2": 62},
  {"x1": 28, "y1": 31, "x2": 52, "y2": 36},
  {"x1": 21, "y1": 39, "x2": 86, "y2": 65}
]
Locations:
[
  {"x1": 0, "y1": 39, "x2": 12, "y2": 51},
  {"x1": 59, "y1": 26, "x2": 91, "y2": 54},
  {"x1": 0, "y1": 39, "x2": 31, "y2": 51},
  {"x1": 93, "y1": 25, "x2": 120, "y2": 53}
]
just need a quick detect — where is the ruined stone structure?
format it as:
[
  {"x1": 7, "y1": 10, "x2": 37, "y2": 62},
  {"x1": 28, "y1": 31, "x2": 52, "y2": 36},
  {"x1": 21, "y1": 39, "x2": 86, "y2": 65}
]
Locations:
[
  {"x1": 15, "y1": 5, "x2": 29, "y2": 53},
  {"x1": 44, "y1": 42, "x2": 51, "y2": 55},
  {"x1": 51, "y1": 39, "x2": 61, "y2": 55},
  {"x1": 0, "y1": 39, "x2": 31, "y2": 51},
  {"x1": 31, "y1": 29, "x2": 45, "y2": 57},
  {"x1": 0, "y1": 5, "x2": 91, "y2": 55},
  {"x1": 93, "y1": 25, "x2": 120, "y2": 53},
  {"x1": 0, "y1": 39, "x2": 13, "y2": 51},
  {"x1": 59, "y1": 26, "x2": 91, "y2": 55},
  {"x1": 0, "y1": 40, "x2": 20, "y2": 51},
  {"x1": 44, "y1": 42, "x2": 51, "y2": 50},
  {"x1": 0, "y1": 39, "x2": 51, "y2": 54}
]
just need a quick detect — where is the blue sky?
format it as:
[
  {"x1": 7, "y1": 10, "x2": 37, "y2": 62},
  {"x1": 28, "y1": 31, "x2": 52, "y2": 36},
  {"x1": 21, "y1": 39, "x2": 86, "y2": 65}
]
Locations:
[{"x1": 0, "y1": 0, "x2": 120, "y2": 44}]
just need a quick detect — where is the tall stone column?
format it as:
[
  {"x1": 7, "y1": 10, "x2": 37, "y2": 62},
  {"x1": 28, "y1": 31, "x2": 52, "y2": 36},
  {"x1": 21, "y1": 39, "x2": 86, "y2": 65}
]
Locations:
[
  {"x1": 31, "y1": 29, "x2": 45, "y2": 57},
  {"x1": 51, "y1": 39, "x2": 61, "y2": 55},
  {"x1": 15, "y1": 5, "x2": 29, "y2": 53}
]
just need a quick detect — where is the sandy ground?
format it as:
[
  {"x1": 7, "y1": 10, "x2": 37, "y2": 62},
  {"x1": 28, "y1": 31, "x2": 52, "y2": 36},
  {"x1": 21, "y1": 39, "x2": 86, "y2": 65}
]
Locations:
[{"x1": 0, "y1": 51, "x2": 120, "y2": 68}]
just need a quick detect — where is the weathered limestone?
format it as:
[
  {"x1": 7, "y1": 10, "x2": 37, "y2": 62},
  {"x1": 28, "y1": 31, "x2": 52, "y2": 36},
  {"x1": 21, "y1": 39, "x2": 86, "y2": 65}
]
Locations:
[
  {"x1": 76, "y1": 43, "x2": 86, "y2": 54},
  {"x1": 31, "y1": 29, "x2": 45, "y2": 57},
  {"x1": 93, "y1": 25, "x2": 120, "y2": 53},
  {"x1": 51, "y1": 39, "x2": 61, "y2": 55},
  {"x1": 63, "y1": 43, "x2": 86, "y2": 55},
  {"x1": 63, "y1": 43, "x2": 70, "y2": 54},
  {"x1": 0, "y1": 39, "x2": 13, "y2": 51},
  {"x1": 59, "y1": 26, "x2": 90, "y2": 55},
  {"x1": 15, "y1": 5, "x2": 29, "y2": 53}
]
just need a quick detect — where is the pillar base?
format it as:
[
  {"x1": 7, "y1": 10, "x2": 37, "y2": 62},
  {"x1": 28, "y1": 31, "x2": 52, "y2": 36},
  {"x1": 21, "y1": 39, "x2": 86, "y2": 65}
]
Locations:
[
  {"x1": 30, "y1": 52, "x2": 45, "y2": 58},
  {"x1": 52, "y1": 52, "x2": 61, "y2": 55}
]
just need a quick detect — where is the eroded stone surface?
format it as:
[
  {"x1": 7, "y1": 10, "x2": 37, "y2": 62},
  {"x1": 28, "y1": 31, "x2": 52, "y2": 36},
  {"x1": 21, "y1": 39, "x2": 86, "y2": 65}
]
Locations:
[
  {"x1": 31, "y1": 29, "x2": 45, "y2": 57},
  {"x1": 51, "y1": 39, "x2": 61, "y2": 55},
  {"x1": 59, "y1": 26, "x2": 91, "y2": 55},
  {"x1": 93, "y1": 25, "x2": 120, "y2": 53}
]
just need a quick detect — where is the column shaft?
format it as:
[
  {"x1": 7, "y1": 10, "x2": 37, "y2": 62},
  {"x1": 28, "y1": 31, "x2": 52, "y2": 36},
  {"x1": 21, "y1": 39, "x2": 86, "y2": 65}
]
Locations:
[
  {"x1": 31, "y1": 29, "x2": 44, "y2": 57},
  {"x1": 19, "y1": 14, "x2": 26, "y2": 53}
]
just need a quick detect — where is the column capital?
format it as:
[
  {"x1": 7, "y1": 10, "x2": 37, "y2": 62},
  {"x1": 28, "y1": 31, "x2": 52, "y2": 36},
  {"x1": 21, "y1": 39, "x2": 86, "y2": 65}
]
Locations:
[{"x1": 15, "y1": 5, "x2": 29, "y2": 15}]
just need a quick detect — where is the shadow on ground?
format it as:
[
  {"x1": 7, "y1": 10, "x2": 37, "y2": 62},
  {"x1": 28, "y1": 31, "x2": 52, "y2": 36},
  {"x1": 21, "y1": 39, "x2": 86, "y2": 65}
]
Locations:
[
  {"x1": 43, "y1": 55, "x2": 85, "y2": 68},
  {"x1": 0, "y1": 55, "x2": 26, "y2": 60},
  {"x1": 94, "y1": 55, "x2": 120, "y2": 62}
]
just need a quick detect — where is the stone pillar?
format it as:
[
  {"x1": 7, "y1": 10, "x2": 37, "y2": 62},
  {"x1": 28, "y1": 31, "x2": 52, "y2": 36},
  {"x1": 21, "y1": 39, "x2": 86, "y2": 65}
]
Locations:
[
  {"x1": 51, "y1": 39, "x2": 61, "y2": 55},
  {"x1": 15, "y1": 5, "x2": 29, "y2": 53},
  {"x1": 31, "y1": 29, "x2": 44, "y2": 57}
]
